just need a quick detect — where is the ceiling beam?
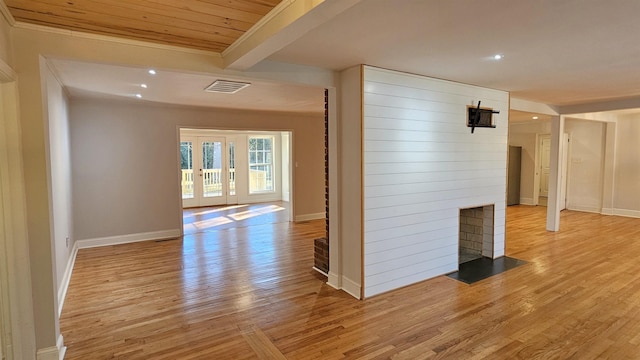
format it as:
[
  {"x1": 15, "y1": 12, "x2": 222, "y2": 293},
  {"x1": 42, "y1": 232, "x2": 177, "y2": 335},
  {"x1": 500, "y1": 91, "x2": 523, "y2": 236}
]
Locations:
[{"x1": 223, "y1": 0, "x2": 362, "y2": 70}]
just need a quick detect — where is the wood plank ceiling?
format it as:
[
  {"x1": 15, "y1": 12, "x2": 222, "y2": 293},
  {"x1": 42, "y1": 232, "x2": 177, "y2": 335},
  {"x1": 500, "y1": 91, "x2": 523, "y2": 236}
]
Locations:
[{"x1": 5, "y1": 0, "x2": 283, "y2": 52}]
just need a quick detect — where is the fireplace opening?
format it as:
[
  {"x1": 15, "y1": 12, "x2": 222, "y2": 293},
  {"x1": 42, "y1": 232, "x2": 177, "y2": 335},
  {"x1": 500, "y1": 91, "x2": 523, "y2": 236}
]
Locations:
[{"x1": 459, "y1": 205, "x2": 494, "y2": 264}]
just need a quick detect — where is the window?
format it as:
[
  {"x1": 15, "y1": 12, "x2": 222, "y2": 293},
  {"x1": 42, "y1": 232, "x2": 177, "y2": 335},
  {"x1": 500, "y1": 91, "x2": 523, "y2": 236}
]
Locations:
[{"x1": 248, "y1": 136, "x2": 274, "y2": 193}]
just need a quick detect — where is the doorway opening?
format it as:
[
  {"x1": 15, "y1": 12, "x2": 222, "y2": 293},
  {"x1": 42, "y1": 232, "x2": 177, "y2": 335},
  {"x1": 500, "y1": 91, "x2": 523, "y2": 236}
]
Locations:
[{"x1": 179, "y1": 129, "x2": 291, "y2": 209}]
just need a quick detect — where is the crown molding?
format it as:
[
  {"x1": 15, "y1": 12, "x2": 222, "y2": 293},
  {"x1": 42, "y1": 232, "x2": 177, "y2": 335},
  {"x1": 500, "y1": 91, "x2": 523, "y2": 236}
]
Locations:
[{"x1": 0, "y1": 0, "x2": 15, "y2": 26}]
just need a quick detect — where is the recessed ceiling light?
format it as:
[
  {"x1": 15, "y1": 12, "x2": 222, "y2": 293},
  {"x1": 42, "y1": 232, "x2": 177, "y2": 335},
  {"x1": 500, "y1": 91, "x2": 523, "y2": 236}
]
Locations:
[
  {"x1": 532, "y1": 116, "x2": 539, "y2": 120},
  {"x1": 148, "y1": 69, "x2": 156, "y2": 75},
  {"x1": 493, "y1": 54, "x2": 504, "y2": 60},
  {"x1": 135, "y1": 94, "x2": 142, "y2": 99},
  {"x1": 140, "y1": 84, "x2": 148, "y2": 88}
]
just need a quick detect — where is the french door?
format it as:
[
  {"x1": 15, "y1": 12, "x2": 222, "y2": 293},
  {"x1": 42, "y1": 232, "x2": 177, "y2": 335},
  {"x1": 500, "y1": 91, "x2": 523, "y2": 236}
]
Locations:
[{"x1": 181, "y1": 136, "x2": 233, "y2": 207}]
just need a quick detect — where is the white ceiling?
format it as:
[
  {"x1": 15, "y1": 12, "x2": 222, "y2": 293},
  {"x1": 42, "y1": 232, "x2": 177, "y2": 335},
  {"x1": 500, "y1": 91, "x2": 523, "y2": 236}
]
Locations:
[
  {"x1": 270, "y1": 0, "x2": 640, "y2": 107},
  {"x1": 49, "y1": 0, "x2": 640, "y2": 117},
  {"x1": 49, "y1": 59, "x2": 326, "y2": 113}
]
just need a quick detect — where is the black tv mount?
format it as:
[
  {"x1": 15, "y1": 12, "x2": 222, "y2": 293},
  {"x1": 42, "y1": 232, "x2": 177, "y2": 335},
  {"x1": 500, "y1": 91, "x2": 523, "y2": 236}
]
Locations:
[{"x1": 468, "y1": 101, "x2": 500, "y2": 133}]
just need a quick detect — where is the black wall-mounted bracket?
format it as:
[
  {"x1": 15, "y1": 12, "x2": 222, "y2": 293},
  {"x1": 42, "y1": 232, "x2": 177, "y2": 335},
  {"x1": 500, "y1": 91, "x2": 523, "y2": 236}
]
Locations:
[{"x1": 468, "y1": 101, "x2": 500, "y2": 133}]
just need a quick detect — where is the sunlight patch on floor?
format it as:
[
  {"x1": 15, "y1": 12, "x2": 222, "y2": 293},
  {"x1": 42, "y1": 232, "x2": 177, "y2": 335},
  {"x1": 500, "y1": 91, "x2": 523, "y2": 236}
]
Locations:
[{"x1": 228, "y1": 205, "x2": 285, "y2": 221}]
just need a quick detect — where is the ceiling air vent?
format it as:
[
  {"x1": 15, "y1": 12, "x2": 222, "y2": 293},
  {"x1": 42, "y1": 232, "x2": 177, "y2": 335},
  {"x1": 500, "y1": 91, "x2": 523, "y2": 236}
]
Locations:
[{"x1": 204, "y1": 80, "x2": 251, "y2": 94}]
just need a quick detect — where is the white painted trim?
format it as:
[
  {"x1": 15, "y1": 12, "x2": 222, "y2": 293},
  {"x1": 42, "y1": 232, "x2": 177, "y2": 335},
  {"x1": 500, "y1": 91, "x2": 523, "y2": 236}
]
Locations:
[
  {"x1": 224, "y1": 0, "x2": 294, "y2": 56},
  {"x1": 0, "y1": 81, "x2": 36, "y2": 358},
  {"x1": 0, "y1": 58, "x2": 16, "y2": 83},
  {"x1": 0, "y1": 0, "x2": 15, "y2": 26},
  {"x1": 327, "y1": 271, "x2": 340, "y2": 290},
  {"x1": 510, "y1": 97, "x2": 559, "y2": 116},
  {"x1": 14, "y1": 22, "x2": 220, "y2": 57},
  {"x1": 57, "y1": 241, "x2": 78, "y2": 316},
  {"x1": 567, "y1": 205, "x2": 601, "y2": 214},
  {"x1": 608, "y1": 208, "x2": 640, "y2": 218},
  {"x1": 76, "y1": 229, "x2": 181, "y2": 249},
  {"x1": 341, "y1": 276, "x2": 361, "y2": 299},
  {"x1": 36, "y1": 334, "x2": 65, "y2": 360},
  {"x1": 312, "y1": 266, "x2": 328, "y2": 277},
  {"x1": 294, "y1": 212, "x2": 325, "y2": 222},
  {"x1": 223, "y1": 0, "x2": 363, "y2": 69},
  {"x1": 519, "y1": 197, "x2": 535, "y2": 206},
  {"x1": 600, "y1": 208, "x2": 614, "y2": 215},
  {"x1": 57, "y1": 334, "x2": 66, "y2": 360}
]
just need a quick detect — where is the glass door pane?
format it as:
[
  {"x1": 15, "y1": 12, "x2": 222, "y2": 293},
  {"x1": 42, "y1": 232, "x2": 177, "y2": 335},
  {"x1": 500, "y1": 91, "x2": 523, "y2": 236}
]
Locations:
[
  {"x1": 229, "y1": 142, "x2": 236, "y2": 196},
  {"x1": 201, "y1": 141, "x2": 223, "y2": 198},
  {"x1": 180, "y1": 141, "x2": 194, "y2": 199}
]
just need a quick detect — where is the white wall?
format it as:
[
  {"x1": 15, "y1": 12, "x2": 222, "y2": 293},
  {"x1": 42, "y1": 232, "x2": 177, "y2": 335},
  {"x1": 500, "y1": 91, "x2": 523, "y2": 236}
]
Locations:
[
  {"x1": 362, "y1": 67, "x2": 509, "y2": 297},
  {"x1": 564, "y1": 119, "x2": 605, "y2": 212},
  {"x1": 70, "y1": 98, "x2": 325, "y2": 242},
  {"x1": 43, "y1": 64, "x2": 75, "y2": 314},
  {"x1": 337, "y1": 65, "x2": 363, "y2": 298},
  {"x1": 508, "y1": 120, "x2": 551, "y2": 205},
  {"x1": 614, "y1": 115, "x2": 640, "y2": 215}
]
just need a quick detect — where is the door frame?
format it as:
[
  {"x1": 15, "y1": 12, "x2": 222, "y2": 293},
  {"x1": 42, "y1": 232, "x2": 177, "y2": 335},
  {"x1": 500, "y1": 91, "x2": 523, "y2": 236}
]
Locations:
[
  {"x1": 533, "y1": 133, "x2": 569, "y2": 208},
  {"x1": 177, "y1": 128, "x2": 294, "y2": 213},
  {"x1": 533, "y1": 134, "x2": 545, "y2": 205}
]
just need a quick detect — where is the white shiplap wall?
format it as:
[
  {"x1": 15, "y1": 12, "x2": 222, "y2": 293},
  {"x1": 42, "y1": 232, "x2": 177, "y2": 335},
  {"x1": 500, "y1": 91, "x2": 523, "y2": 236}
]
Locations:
[{"x1": 363, "y1": 66, "x2": 509, "y2": 297}]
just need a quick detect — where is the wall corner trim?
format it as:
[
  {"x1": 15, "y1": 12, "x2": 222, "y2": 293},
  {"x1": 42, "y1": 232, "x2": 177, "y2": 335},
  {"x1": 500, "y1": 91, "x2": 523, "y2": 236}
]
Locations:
[
  {"x1": 0, "y1": 58, "x2": 16, "y2": 82},
  {"x1": 327, "y1": 271, "x2": 340, "y2": 289},
  {"x1": 57, "y1": 242, "x2": 79, "y2": 316},
  {"x1": 76, "y1": 229, "x2": 181, "y2": 249},
  {"x1": 36, "y1": 334, "x2": 65, "y2": 360}
]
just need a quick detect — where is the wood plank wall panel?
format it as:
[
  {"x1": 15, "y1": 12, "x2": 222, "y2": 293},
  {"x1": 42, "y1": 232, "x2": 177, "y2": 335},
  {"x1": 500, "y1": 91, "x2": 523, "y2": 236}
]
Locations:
[{"x1": 362, "y1": 66, "x2": 509, "y2": 297}]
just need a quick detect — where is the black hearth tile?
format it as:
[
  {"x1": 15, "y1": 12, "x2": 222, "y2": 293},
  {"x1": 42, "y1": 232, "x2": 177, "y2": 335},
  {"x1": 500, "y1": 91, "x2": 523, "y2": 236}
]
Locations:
[{"x1": 447, "y1": 256, "x2": 527, "y2": 284}]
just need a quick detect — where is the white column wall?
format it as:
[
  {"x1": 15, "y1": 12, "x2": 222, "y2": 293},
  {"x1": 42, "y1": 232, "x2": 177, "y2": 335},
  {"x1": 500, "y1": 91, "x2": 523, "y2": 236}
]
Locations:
[{"x1": 362, "y1": 67, "x2": 509, "y2": 297}]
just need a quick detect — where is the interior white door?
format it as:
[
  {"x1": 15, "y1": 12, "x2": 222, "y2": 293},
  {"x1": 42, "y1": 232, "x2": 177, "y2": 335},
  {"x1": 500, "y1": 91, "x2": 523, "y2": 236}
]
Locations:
[
  {"x1": 180, "y1": 136, "x2": 227, "y2": 207},
  {"x1": 539, "y1": 135, "x2": 551, "y2": 197}
]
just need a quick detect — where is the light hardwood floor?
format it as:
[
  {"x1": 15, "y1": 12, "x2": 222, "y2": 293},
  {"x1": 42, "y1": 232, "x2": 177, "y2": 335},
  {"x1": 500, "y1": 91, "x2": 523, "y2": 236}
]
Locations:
[{"x1": 60, "y1": 205, "x2": 640, "y2": 359}]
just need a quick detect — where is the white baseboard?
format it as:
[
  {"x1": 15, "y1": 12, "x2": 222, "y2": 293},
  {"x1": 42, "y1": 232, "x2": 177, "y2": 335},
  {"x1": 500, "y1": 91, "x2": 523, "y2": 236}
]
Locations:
[
  {"x1": 312, "y1": 266, "x2": 328, "y2": 277},
  {"x1": 36, "y1": 334, "x2": 65, "y2": 360},
  {"x1": 519, "y1": 197, "x2": 535, "y2": 206},
  {"x1": 325, "y1": 272, "x2": 361, "y2": 299},
  {"x1": 568, "y1": 205, "x2": 601, "y2": 214},
  {"x1": 607, "y1": 208, "x2": 640, "y2": 218},
  {"x1": 58, "y1": 241, "x2": 79, "y2": 316},
  {"x1": 77, "y1": 229, "x2": 181, "y2": 249},
  {"x1": 601, "y1": 208, "x2": 614, "y2": 215},
  {"x1": 295, "y1": 212, "x2": 326, "y2": 222},
  {"x1": 327, "y1": 271, "x2": 340, "y2": 290},
  {"x1": 341, "y1": 276, "x2": 361, "y2": 299}
]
